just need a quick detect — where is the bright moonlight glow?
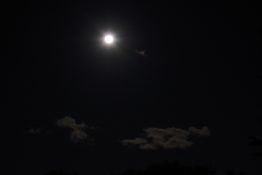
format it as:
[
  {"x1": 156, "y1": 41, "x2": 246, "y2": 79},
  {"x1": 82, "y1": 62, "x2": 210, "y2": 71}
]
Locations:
[{"x1": 104, "y1": 34, "x2": 114, "y2": 44}]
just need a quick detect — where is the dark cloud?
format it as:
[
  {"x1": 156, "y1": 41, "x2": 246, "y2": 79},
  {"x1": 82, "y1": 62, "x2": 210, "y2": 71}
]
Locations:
[
  {"x1": 122, "y1": 126, "x2": 210, "y2": 150},
  {"x1": 56, "y1": 116, "x2": 89, "y2": 143},
  {"x1": 28, "y1": 128, "x2": 42, "y2": 134}
]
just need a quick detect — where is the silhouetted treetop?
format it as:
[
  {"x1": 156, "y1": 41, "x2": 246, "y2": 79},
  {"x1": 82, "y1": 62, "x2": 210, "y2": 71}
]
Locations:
[
  {"x1": 43, "y1": 170, "x2": 78, "y2": 175},
  {"x1": 111, "y1": 161, "x2": 216, "y2": 175}
]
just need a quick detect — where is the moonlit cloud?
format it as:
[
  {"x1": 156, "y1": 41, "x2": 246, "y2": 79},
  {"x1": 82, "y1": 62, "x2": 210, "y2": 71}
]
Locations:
[
  {"x1": 122, "y1": 126, "x2": 210, "y2": 150},
  {"x1": 57, "y1": 116, "x2": 87, "y2": 130},
  {"x1": 56, "y1": 116, "x2": 89, "y2": 143}
]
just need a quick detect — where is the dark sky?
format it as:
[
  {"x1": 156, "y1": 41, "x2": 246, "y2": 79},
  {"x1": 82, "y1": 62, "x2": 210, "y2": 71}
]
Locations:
[{"x1": 8, "y1": 0, "x2": 262, "y2": 175}]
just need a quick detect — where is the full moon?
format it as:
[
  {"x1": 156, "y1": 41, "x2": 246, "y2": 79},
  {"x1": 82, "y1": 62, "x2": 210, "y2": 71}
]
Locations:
[{"x1": 104, "y1": 34, "x2": 114, "y2": 44}]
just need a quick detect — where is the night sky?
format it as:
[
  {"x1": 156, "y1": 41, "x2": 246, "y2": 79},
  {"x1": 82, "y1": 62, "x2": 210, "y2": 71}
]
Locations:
[{"x1": 8, "y1": 1, "x2": 262, "y2": 175}]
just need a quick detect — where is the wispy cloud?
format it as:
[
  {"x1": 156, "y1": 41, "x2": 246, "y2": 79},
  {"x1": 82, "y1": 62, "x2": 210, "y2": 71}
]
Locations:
[
  {"x1": 122, "y1": 126, "x2": 210, "y2": 150},
  {"x1": 56, "y1": 116, "x2": 89, "y2": 143},
  {"x1": 135, "y1": 49, "x2": 147, "y2": 57},
  {"x1": 189, "y1": 126, "x2": 210, "y2": 136},
  {"x1": 28, "y1": 128, "x2": 42, "y2": 134}
]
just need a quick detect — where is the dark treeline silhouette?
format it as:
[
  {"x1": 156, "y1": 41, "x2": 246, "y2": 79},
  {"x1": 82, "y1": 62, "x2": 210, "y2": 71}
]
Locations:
[
  {"x1": 225, "y1": 170, "x2": 245, "y2": 175},
  {"x1": 249, "y1": 136, "x2": 262, "y2": 157},
  {"x1": 44, "y1": 170, "x2": 78, "y2": 175},
  {"x1": 110, "y1": 161, "x2": 216, "y2": 175},
  {"x1": 249, "y1": 109, "x2": 262, "y2": 158},
  {"x1": 43, "y1": 160, "x2": 248, "y2": 175}
]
